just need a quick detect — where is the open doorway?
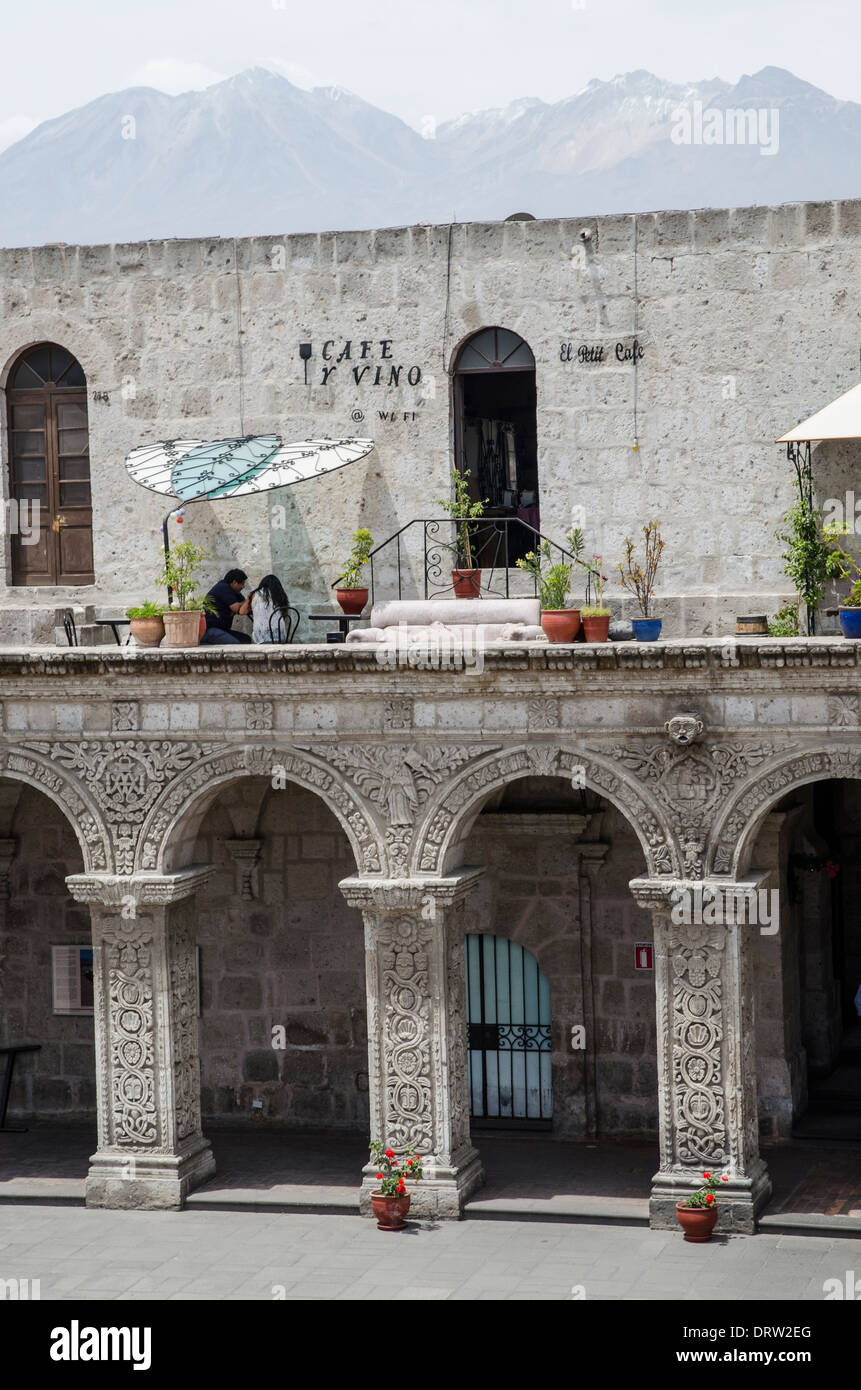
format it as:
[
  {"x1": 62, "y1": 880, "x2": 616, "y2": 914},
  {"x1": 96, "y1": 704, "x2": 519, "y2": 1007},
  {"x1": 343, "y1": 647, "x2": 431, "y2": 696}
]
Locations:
[{"x1": 453, "y1": 327, "x2": 538, "y2": 567}]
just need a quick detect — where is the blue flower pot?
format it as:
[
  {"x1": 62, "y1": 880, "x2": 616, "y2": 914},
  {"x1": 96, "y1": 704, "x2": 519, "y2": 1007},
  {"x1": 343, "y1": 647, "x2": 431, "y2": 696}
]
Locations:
[
  {"x1": 838, "y1": 607, "x2": 861, "y2": 639},
  {"x1": 631, "y1": 618, "x2": 662, "y2": 642}
]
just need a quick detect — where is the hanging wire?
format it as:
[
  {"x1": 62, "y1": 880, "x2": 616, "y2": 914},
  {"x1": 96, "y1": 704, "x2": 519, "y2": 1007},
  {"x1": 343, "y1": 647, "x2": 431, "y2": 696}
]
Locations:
[{"x1": 233, "y1": 235, "x2": 246, "y2": 435}]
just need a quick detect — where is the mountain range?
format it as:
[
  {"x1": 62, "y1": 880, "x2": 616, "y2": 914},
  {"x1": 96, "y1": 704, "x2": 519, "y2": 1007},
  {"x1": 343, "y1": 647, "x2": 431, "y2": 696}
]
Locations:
[{"x1": 1, "y1": 65, "x2": 860, "y2": 246}]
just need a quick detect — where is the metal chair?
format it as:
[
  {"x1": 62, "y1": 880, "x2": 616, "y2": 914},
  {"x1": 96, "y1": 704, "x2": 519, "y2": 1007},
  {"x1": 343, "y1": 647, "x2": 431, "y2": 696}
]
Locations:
[
  {"x1": 62, "y1": 610, "x2": 78, "y2": 647},
  {"x1": 267, "y1": 606, "x2": 299, "y2": 644}
]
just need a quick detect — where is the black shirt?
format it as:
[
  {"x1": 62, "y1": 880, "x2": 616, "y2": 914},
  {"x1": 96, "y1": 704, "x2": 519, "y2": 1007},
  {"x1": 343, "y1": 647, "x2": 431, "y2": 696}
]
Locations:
[{"x1": 205, "y1": 580, "x2": 243, "y2": 631}]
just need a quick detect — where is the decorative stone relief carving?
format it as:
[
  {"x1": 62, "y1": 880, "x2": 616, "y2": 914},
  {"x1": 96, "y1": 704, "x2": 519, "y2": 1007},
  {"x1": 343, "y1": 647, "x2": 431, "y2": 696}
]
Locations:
[
  {"x1": 244, "y1": 701, "x2": 273, "y2": 731},
  {"x1": 383, "y1": 698, "x2": 413, "y2": 731},
  {"x1": 138, "y1": 745, "x2": 384, "y2": 877},
  {"x1": 377, "y1": 913, "x2": 434, "y2": 1152},
  {"x1": 0, "y1": 837, "x2": 15, "y2": 899},
  {"x1": 827, "y1": 693, "x2": 860, "y2": 728},
  {"x1": 27, "y1": 739, "x2": 213, "y2": 874},
  {"x1": 102, "y1": 920, "x2": 158, "y2": 1148},
  {"x1": 664, "y1": 713, "x2": 704, "y2": 746},
  {"x1": 711, "y1": 744, "x2": 861, "y2": 874},
  {"x1": 667, "y1": 923, "x2": 726, "y2": 1165},
  {"x1": 1, "y1": 747, "x2": 110, "y2": 871},
  {"x1": 610, "y1": 739, "x2": 773, "y2": 878},
  {"x1": 112, "y1": 702, "x2": 140, "y2": 733},
  {"x1": 527, "y1": 697, "x2": 560, "y2": 730},
  {"x1": 168, "y1": 898, "x2": 201, "y2": 1145},
  {"x1": 225, "y1": 839, "x2": 262, "y2": 900}
]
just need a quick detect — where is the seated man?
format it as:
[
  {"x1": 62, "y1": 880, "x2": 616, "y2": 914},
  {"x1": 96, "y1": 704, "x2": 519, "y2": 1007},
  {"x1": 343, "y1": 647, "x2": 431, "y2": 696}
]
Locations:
[{"x1": 200, "y1": 568, "x2": 253, "y2": 645}]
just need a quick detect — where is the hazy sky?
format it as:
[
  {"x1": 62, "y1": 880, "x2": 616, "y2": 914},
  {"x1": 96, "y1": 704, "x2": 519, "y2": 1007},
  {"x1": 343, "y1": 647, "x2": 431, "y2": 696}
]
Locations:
[{"x1": 1, "y1": 0, "x2": 858, "y2": 150}]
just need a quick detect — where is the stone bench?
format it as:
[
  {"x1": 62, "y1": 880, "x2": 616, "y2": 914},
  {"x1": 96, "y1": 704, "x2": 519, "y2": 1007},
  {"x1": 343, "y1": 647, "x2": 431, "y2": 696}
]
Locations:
[{"x1": 345, "y1": 597, "x2": 547, "y2": 644}]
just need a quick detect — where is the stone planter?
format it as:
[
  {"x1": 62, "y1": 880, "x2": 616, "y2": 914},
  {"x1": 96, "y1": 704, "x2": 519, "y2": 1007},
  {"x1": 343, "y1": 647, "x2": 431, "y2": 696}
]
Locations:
[
  {"x1": 162, "y1": 611, "x2": 203, "y2": 648},
  {"x1": 541, "y1": 608, "x2": 581, "y2": 643},
  {"x1": 452, "y1": 568, "x2": 481, "y2": 598},
  {"x1": 370, "y1": 1192, "x2": 411, "y2": 1231},
  {"x1": 676, "y1": 1202, "x2": 718, "y2": 1242},
  {"x1": 336, "y1": 587, "x2": 368, "y2": 616},
  {"x1": 129, "y1": 616, "x2": 165, "y2": 647}
]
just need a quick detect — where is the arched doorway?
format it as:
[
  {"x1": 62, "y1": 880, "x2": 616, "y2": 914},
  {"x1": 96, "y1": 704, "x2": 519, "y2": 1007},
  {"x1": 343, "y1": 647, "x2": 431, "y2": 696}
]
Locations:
[
  {"x1": 453, "y1": 327, "x2": 538, "y2": 566},
  {"x1": 5, "y1": 342, "x2": 93, "y2": 585},
  {"x1": 466, "y1": 933, "x2": 552, "y2": 1128}
]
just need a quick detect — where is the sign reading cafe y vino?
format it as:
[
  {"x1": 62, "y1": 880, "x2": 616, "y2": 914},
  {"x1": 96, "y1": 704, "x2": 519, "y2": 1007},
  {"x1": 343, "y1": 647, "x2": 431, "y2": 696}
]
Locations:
[{"x1": 311, "y1": 338, "x2": 423, "y2": 388}]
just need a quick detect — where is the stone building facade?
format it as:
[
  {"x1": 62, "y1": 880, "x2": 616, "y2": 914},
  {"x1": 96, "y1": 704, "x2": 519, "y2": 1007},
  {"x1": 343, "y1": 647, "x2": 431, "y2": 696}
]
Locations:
[
  {"x1": 0, "y1": 639, "x2": 857, "y2": 1231},
  {"x1": 2, "y1": 199, "x2": 861, "y2": 636}
]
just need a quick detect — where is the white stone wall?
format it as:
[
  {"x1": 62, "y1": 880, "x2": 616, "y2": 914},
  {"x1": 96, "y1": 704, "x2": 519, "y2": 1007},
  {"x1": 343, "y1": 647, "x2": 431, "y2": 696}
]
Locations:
[{"x1": 3, "y1": 202, "x2": 861, "y2": 632}]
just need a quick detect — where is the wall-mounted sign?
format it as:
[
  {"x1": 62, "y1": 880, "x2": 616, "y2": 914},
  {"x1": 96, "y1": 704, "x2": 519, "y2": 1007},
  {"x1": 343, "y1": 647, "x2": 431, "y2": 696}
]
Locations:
[
  {"x1": 634, "y1": 942, "x2": 654, "y2": 971},
  {"x1": 302, "y1": 338, "x2": 423, "y2": 388},
  {"x1": 51, "y1": 944, "x2": 94, "y2": 1015},
  {"x1": 560, "y1": 337, "x2": 645, "y2": 364}
]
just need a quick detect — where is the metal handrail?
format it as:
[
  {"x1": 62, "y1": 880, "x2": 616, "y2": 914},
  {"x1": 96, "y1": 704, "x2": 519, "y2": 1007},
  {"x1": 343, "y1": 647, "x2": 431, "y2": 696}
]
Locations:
[{"x1": 367, "y1": 517, "x2": 595, "y2": 605}]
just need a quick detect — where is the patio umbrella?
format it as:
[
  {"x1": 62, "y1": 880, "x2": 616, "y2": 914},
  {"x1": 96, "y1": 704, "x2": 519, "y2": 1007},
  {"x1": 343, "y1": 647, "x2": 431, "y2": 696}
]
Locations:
[{"x1": 124, "y1": 433, "x2": 376, "y2": 594}]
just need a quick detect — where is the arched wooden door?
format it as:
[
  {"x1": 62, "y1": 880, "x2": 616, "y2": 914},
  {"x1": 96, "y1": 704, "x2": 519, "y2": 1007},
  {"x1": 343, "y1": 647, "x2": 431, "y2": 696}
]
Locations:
[
  {"x1": 6, "y1": 343, "x2": 93, "y2": 585},
  {"x1": 466, "y1": 933, "x2": 552, "y2": 1127}
]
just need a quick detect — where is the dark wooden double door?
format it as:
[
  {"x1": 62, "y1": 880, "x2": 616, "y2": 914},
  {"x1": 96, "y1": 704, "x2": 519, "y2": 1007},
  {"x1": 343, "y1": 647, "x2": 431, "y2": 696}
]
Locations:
[{"x1": 7, "y1": 343, "x2": 94, "y2": 585}]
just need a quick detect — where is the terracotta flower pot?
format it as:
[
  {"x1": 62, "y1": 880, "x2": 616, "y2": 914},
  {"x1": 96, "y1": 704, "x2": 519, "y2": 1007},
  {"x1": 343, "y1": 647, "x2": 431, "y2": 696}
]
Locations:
[
  {"x1": 452, "y1": 568, "x2": 481, "y2": 598},
  {"x1": 162, "y1": 610, "x2": 203, "y2": 648},
  {"x1": 370, "y1": 1192, "x2": 411, "y2": 1231},
  {"x1": 676, "y1": 1202, "x2": 718, "y2": 1242},
  {"x1": 541, "y1": 608, "x2": 581, "y2": 643},
  {"x1": 129, "y1": 616, "x2": 164, "y2": 648},
  {"x1": 582, "y1": 614, "x2": 611, "y2": 643},
  {"x1": 336, "y1": 587, "x2": 368, "y2": 616}
]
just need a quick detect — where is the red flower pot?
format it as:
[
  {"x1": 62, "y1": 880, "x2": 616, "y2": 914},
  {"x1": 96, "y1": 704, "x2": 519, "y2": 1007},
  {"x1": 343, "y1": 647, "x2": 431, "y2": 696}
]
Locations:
[
  {"x1": 336, "y1": 587, "x2": 368, "y2": 615},
  {"x1": 541, "y1": 608, "x2": 581, "y2": 643},
  {"x1": 371, "y1": 1193, "x2": 411, "y2": 1231},
  {"x1": 451, "y1": 568, "x2": 481, "y2": 598},
  {"x1": 582, "y1": 614, "x2": 611, "y2": 643},
  {"x1": 676, "y1": 1202, "x2": 718, "y2": 1242}
]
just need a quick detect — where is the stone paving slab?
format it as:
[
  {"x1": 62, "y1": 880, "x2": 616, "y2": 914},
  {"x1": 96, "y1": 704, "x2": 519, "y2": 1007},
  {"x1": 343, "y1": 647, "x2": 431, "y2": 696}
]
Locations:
[{"x1": 0, "y1": 1204, "x2": 856, "y2": 1302}]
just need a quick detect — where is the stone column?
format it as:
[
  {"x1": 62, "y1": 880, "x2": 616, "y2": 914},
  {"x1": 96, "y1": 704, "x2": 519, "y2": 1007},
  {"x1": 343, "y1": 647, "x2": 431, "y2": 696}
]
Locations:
[
  {"x1": 340, "y1": 870, "x2": 484, "y2": 1218},
  {"x1": 630, "y1": 876, "x2": 772, "y2": 1233},
  {"x1": 66, "y1": 867, "x2": 216, "y2": 1210}
]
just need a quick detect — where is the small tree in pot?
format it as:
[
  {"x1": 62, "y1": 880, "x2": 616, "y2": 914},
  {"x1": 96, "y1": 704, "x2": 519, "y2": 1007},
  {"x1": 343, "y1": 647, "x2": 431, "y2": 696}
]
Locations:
[
  {"x1": 436, "y1": 468, "x2": 487, "y2": 597},
  {"x1": 581, "y1": 553, "x2": 611, "y2": 642},
  {"x1": 618, "y1": 520, "x2": 665, "y2": 641},
  {"x1": 517, "y1": 542, "x2": 579, "y2": 642},
  {"x1": 155, "y1": 541, "x2": 216, "y2": 647},
  {"x1": 335, "y1": 527, "x2": 374, "y2": 614}
]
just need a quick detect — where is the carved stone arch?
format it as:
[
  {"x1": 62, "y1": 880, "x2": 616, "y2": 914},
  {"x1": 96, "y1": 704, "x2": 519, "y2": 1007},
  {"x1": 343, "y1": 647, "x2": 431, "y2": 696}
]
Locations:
[
  {"x1": 0, "y1": 745, "x2": 112, "y2": 872},
  {"x1": 136, "y1": 744, "x2": 386, "y2": 875},
  {"x1": 413, "y1": 743, "x2": 680, "y2": 878},
  {"x1": 707, "y1": 742, "x2": 861, "y2": 878}
]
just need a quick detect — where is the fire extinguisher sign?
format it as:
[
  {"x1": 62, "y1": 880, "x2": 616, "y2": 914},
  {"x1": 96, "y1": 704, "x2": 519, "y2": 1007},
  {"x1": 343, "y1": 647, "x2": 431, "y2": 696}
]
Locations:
[{"x1": 634, "y1": 942, "x2": 654, "y2": 971}]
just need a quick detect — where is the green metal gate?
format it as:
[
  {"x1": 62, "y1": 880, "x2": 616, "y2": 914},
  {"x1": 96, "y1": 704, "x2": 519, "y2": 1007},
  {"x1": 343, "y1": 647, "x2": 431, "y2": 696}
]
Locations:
[{"x1": 465, "y1": 933, "x2": 552, "y2": 1124}]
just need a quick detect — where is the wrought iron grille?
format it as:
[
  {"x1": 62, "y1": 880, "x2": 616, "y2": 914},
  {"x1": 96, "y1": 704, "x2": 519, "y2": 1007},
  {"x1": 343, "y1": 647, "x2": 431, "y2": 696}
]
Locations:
[
  {"x1": 367, "y1": 517, "x2": 594, "y2": 605},
  {"x1": 465, "y1": 933, "x2": 553, "y2": 1123}
]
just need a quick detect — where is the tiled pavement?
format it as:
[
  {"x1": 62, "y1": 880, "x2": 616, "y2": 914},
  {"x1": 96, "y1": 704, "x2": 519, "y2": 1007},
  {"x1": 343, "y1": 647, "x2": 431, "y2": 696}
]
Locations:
[{"x1": 0, "y1": 1204, "x2": 855, "y2": 1301}]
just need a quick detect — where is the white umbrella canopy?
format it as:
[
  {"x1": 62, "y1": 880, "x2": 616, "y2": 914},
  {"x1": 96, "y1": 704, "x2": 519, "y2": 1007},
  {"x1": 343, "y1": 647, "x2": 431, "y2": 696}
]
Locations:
[
  {"x1": 125, "y1": 435, "x2": 376, "y2": 502},
  {"x1": 777, "y1": 382, "x2": 861, "y2": 443}
]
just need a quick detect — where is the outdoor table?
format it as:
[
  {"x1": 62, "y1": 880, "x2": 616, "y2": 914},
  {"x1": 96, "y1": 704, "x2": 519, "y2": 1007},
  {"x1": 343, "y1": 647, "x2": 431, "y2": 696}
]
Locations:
[
  {"x1": 307, "y1": 612, "x2": 367, "y2": 643},
  {"x1": 95, "y1": 617, "x2": 131, "y2": 646},
  {"x1": 0, "y1": 1044, "x2": 41, "y2": 1132}
]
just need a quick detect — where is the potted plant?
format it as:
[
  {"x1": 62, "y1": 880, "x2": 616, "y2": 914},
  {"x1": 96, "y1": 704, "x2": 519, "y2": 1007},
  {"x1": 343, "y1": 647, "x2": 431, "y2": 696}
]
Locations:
[
  {"x1": 125, "y1": 599, "x2": 165, "y2": 647},
  {"x1": 517, "y1": 541, "x2": 580, "y2": 642},
  {"x1": 368, "y1": 1141, "x2": 424, "y2": 1231},
  {"x1": 155, "y1": 541, "x2": 216, "y2": 648},
  {"x1": 822, "y1": 524, "x2": 861, "y2": 638},
  {"x1": 335, "y1": 527, "x2": 374, "y2": 615},
  {"x1": 676, "y1": 1170, "x2": 729, "y2": 1242},
  {"x1": 581, "y1": 554, "x2": 611, "y2": 642},
  {"x1": 436, "y1": 468, "x2": 487, "y2": 598},
  {"x1": 618, "y1": 520, "x2": 665, "y2": 640}
]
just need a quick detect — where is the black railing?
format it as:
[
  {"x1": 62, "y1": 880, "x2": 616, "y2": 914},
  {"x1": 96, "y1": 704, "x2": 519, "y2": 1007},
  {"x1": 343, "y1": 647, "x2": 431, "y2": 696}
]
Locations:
[{"x1": 367, "y1": 517, "x2": 594, "y2": 605}]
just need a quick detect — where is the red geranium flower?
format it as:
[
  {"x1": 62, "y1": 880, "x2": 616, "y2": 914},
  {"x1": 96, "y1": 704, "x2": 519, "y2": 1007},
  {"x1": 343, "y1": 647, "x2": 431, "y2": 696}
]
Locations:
[
  {"x1": 385, "y1": 1149, "x2": 395, "y2": 1159},
  {"x1": 720, "y1": 1175, "x2": 729, "y2": 1182},
  {"x1": 407, "y1": 1159, "x2": 413, "y2": 1166},
  {"x1": 705, "y1": 1193, "x2": 715, "y2": 1205},
  {"x1": 702, "y1": 1172, "x2": 711, "y2": 1180},
  {"x1": 376, "y1": 1173, "x2": 383, "y2": 1180}
]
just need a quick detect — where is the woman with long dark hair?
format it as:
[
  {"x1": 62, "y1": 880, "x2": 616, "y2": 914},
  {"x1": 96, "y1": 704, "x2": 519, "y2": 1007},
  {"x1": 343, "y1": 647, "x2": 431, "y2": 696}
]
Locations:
[{"x1": 250, "y1": 573, "x2": 291, "y2": 643}]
